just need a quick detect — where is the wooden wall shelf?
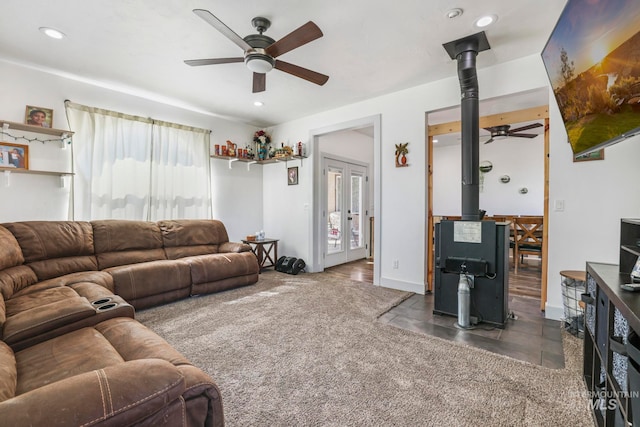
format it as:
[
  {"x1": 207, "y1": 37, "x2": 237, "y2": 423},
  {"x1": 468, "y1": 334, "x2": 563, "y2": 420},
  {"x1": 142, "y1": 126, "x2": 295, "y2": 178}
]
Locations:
[
  {"x1": 0, "y1": 167, "x2": 74, "y2": 176},
  {"x1": 211, "y1": 154, "x2": 307, "y2": 170},
  {"x1": 0, "y1": 120, "x2": 74, "y2": 137},
  {"x1": 210, "y1": 154, "x2": 306, "y2": 164}
]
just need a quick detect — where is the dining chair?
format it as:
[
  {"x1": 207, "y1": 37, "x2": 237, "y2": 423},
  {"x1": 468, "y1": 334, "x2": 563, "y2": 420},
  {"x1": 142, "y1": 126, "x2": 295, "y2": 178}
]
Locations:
[{"x1": 513, "y1": 216, "x2": 543, "y2": 274}]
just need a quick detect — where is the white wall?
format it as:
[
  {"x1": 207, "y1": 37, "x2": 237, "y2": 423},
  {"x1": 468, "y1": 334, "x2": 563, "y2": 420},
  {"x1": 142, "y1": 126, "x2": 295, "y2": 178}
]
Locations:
[
  {"x1": 546, "y1": 99, "x2": 640, "y2": 318},
  {"x1": 0, "y1": 60, "x2": 263, "y2": 241},
  {"x1": 433, "y1": 135, "x2": 544, "y2": 216},
  {"x1": 267, "y1": 52, "x2": 640, "y2": 318}
]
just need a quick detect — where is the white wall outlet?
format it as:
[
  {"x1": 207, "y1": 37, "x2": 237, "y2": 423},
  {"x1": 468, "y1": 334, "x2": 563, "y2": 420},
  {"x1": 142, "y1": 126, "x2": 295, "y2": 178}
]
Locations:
[{"x1": 393, "y1": 260, "x2": 399, "y2": 269}]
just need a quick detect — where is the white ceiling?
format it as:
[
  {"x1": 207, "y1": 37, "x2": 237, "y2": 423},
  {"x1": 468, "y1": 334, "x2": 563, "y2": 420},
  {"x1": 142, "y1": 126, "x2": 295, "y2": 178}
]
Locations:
[{"x1": 0, "y1": 1, "x2": 565, "y2": 128}]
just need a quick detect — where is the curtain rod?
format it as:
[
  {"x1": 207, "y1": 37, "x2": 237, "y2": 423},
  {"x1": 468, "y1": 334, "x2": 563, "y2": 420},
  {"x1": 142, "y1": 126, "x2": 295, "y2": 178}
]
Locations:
[{"x1": 64, "y1": 100, "x2": 212, "y2": 134}]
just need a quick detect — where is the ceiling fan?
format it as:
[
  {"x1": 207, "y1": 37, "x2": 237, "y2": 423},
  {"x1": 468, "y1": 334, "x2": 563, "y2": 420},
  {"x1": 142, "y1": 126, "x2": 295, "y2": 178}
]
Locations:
[
  {"x1": 184, "y1": 9, "x2": 329, "y2": 93},
  {"x1": 482, "y1": 123, "x2": 543, "y2": 144}
]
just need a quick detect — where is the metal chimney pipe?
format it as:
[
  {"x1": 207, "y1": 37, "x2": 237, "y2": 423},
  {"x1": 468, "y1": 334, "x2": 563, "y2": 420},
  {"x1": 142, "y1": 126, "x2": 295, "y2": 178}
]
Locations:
[{"x1": 442, "y1": 32, "x2": 490, "y2": 221}]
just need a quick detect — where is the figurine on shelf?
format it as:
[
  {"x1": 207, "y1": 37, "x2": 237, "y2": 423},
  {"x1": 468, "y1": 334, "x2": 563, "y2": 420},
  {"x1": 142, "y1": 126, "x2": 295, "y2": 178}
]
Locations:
[
  {"x1": 253, "y1": 130, "x2": 271, "y2": 160},
  {"x1": 246, "y1": 145, "x2": 254, "y2": 159},
  {"x1": 258, "y1": 144, "x2": 268, "y2": 160},
  {"x1": 226, "y1": 140, "x2": 236, "y2": 157},
  {"x1": 297, "y1": 141, "x2": 302, "y2": 157}
]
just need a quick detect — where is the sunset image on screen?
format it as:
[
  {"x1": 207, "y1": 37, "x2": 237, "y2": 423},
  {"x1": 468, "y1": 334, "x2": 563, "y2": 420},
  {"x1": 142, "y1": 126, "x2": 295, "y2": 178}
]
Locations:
[{"x1": 541, "y1": 0, "x2": 640, "y2": 154}]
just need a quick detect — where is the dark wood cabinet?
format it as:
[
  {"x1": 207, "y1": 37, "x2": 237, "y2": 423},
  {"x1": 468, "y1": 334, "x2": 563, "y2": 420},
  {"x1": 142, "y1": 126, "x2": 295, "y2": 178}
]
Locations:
[
  {"x1": 620, "y1": 219, "x2": 640, "y2": 276},
  {"x1": 584, "y1": 220, "x2": 640, "y2": 426}
]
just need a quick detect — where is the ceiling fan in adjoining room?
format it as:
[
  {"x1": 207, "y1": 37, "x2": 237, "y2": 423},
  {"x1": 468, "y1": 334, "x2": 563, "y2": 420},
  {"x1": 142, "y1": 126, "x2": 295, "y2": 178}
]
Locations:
[
  {"x1": 482, "y1": 123, "x2": 543, "y2": 144},
  {"x1": 184, "y1": 9, "x2": 329, "y2": 93}
]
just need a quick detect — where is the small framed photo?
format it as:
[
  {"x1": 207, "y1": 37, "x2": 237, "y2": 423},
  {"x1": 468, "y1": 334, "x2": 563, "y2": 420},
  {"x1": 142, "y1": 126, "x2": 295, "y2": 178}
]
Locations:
[
  {"x1": 287, "y1": 166, "x2": 298, "y2": 185},
  {"x1": 25, "y1": 105, "x2": 53, "y2": 128},
  {"x1": 0, "y1": 142, "x2": 29, "y2": 169},
  {"x1": 574, "y1": 149, "x2": 604, "y2": 162}
]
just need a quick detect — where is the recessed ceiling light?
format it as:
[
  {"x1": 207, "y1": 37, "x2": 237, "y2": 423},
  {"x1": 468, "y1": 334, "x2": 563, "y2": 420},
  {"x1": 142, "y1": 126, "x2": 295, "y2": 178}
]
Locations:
[
  {"x1": 446, "y1": 8, "x2": 463, "y2": 19},
  {"x1": 39, "y1": 27, "x2": 66, "y2": 39},
  {"x1": 253, "y1": 101, "x2": 264, "y2": 107},
  {"x1": 475, "y1": 15, "x2": 497, "y2": 28}
]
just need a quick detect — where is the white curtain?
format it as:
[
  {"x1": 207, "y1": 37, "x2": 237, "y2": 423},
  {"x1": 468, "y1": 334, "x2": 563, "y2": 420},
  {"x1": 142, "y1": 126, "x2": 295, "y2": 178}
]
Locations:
[
  {"x1": 150, "y1": 120, "x2": 211, "y2": 220},
  {"x1": 65, "y1": 101, "x2": 212, "y2": 221}
]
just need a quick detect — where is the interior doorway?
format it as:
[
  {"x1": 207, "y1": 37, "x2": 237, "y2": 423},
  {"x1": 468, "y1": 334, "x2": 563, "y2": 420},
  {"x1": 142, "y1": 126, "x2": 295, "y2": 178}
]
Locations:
[
  {"x1": 426, "y1": 102, "x2": 550, "y2": 311},
  {"x1": 323, "y1": 156, "x2": 368, "y2": 268},
  {"x1": 310, "y1": 115, "x2": 379, "y2": 278}
]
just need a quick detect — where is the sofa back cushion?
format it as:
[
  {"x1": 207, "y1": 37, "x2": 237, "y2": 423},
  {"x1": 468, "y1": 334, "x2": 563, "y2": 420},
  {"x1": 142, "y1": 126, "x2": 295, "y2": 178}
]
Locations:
[
  {"x1": 0, "y1": 226, "x2": 23, "y2": 271},
  {"x1": 92, "y1": 220, "x2": 166, "y2": 269},
  {"x1": 158, "y1": 220, "x2": 229, "y2": 259},
  {"x1": 2, "y1": 222, "x2": 97, "y2": 281},
  {"x1": 0, "y1": 226, "x2": 36, "y2": 302},
  {"x1": 0, "y1": 341, "x2": 17, "y2": 403}
]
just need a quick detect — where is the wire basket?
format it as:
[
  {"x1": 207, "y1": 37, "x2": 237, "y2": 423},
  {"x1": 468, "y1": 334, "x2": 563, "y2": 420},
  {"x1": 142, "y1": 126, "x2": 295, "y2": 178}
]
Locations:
[{"x1": 561, "y1": 273, "x2": 585, "y2": 338}]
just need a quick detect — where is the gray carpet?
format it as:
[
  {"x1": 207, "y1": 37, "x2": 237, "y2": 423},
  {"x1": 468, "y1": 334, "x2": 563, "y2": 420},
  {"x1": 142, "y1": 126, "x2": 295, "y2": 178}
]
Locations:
[{"x1": 136, "y1": 270, "x2": 593, "y2": 426}]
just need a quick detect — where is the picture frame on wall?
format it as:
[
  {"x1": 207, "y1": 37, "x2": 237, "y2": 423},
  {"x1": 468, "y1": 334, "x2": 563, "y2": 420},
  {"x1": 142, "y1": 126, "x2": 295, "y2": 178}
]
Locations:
[
  {"x1": 574, "y1": 149, "x2": 604, "y2": 162},
  {"x1": 24, "y1": 105, "x2": 53, "y2": 128},
  {"x1": 0, "y1": 142, "x2": 29, "y2": 169},
  {"x1": 288, "y1": 166, "x2": 298, "y2": 185}
]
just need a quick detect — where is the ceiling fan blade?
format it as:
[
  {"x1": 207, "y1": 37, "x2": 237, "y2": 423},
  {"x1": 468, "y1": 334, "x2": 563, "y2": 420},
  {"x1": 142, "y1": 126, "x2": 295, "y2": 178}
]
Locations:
[
  {"x1": 484, "y1": 137, "x2": 495, "y2": 144},
  {"x1": 253, "y1": 73, "x2": 266, "y2": 93},
  {"x1": 266, "y1": 21, "x2": 323, "y2": 58},
  {"x1": 193, "y1": 9, "x2": 252, "y2": 51},
  {"x1": 274, "y1": 60, "x2": 329, "y2": 86},
  {"x1": 511, "y1": 133, "x2": 539, "y2": 138},
  {"x1": 509, "y1": 123, "x2": 543, "y2": 133},
  {"x1": 184, "y1": 57, "x2": 244, "y2": 66}
]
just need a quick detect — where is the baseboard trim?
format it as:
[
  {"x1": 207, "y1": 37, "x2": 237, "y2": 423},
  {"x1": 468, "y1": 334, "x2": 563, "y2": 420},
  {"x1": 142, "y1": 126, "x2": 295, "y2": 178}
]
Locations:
[
  {"x1": 378, "y1": 277, "x2": 425, "y2": 294},
  {"x1": 544, "y1": 303, "x2": 564, "y2": 321}
]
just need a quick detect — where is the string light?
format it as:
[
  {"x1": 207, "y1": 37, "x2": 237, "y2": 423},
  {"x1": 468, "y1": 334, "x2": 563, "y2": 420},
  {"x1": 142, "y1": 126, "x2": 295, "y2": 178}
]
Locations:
[{"x1": 0, "y1": 129, "x2": 72, "y2": 145}]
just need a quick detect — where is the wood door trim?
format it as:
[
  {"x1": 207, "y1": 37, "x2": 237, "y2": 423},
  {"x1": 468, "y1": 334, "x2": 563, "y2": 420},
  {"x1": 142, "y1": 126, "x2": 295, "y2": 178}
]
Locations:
[{"x1": 426, "y1": 105, "x2": 550, "y2": 308}]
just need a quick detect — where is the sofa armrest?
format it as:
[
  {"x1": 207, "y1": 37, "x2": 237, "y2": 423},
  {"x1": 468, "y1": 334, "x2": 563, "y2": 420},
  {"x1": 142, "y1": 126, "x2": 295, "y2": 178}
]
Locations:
[
  {"x1": 0, "y1": 359, "x2": 185, "y2": 427},
  {"x1": 218, "y1": 241, "x2": 251, "y2": 253}
]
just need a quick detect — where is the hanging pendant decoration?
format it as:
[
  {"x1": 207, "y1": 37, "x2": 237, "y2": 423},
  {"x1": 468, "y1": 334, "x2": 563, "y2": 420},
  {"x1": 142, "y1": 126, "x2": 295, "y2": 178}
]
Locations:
[{"x1": 395, "y1": 142, "x2": 409, "y2": 167}]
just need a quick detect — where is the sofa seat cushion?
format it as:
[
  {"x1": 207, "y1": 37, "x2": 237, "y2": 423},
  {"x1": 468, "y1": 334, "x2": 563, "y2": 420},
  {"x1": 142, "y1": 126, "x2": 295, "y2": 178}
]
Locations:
[
  {"x1": 186, "y1": 252, "x2": 260, "y2": 285},
  {"x1": 15, "y1": 327, "x2": 125, "y2": 395},
  {"x1": 6, "y1": 286, "x2": 79, "y2": 317},
  {"x1": 104, "y1": 259, "x2": 191, "y2": 303}
]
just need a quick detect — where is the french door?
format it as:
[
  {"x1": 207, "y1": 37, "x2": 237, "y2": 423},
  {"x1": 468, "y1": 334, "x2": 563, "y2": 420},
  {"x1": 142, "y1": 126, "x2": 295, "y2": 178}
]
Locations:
[{"x1": 323, "y1": 156, "x2": 368, "y2": 268}]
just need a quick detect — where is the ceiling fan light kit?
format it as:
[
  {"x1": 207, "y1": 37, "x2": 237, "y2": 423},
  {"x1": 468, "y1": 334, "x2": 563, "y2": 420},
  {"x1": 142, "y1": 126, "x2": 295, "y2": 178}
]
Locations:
[
  {"x1": 245, "y1": 51, "x2": 275, "y2": 73},
  {"x1": 186, "y1": 9, "x2": 329, "y2": 93}
]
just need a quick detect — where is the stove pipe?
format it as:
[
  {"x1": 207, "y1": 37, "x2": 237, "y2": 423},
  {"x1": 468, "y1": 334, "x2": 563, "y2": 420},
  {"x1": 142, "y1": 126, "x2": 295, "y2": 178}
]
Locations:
[{"x1": 442, "y1": 32, "x2": 491, "y2": 221}]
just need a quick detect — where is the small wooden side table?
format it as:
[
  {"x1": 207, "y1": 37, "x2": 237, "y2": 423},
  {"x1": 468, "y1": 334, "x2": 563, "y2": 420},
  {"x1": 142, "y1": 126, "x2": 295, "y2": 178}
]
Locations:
[{"x1": 242, "y1": 238, "x2": 279, "y2": 272}]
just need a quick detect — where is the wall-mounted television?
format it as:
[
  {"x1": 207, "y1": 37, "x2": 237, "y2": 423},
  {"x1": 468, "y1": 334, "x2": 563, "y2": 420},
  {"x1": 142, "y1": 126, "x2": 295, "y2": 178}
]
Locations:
[{"x1": 541, "y1": 0, "x2": 640, "y2": 156}]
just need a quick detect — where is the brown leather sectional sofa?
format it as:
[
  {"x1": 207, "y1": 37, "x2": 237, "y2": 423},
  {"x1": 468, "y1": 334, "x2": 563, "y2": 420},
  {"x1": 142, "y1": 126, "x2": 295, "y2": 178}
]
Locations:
[{"x1": 0, "y1": 219, "x2": 260, "y2": 426}]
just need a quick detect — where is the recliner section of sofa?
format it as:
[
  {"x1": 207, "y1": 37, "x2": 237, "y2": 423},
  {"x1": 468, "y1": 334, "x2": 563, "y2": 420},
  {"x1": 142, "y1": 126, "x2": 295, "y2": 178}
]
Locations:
[
  {"x1": 0, "y1": 317, "x2": 224, "y2": 426},
  {"x1": 159, "y1": 219, "x2": 260, "y2": 295}
]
